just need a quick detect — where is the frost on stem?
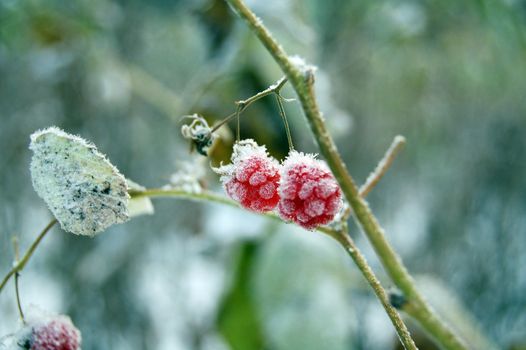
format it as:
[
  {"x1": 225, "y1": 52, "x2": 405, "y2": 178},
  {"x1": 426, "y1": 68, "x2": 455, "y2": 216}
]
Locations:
[
  {"x1": 213, "y1": 139, "x2": 280, "y2": 213},
  {"x1": 288, "y1": 55, "x2": 318, "y2": 81},
  {"x1": 181, "y1": 114, "x2": 217, "y2": 156},
  {"x1": 278, "y1": 151, "x2": 342, "y2": 230},
  {"x1": 29, "y1": 127, "x2": 129, "y2": 236}
]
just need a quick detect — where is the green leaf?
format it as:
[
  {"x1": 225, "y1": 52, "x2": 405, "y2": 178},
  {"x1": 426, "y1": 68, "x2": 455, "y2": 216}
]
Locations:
[{"x1": 217, "y1": 240, "x2": 265, "y2": 350}]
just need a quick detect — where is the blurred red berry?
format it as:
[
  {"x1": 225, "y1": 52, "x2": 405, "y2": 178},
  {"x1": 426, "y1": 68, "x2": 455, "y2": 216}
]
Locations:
[
  {"x1": 278, "y1": 151, "x2": 342, "y2": 230},
  {"x1": 215, "y1": 139, "x2": 280, "y2": 212},
  {"x1": 30, "y1": 316, "x2": 81, "y2": 350}
]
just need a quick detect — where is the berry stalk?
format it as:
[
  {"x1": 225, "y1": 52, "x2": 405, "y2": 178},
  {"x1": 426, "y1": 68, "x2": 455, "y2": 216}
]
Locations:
[
  {"x1": 210, "y1": 76, "x2": 288, "y2": 134},
  {"x1": 15, "y1": 272, "x2": 25, "y2": 324},
  {"x1": 359, "y1": 135, "x2": 406, "y2": 197},
  {"x1": 0, "y1": 219, "x2": 57, "y2": 294},
  {"x1": 275, "y1": 93, "x2": 294, "y2": 150}
]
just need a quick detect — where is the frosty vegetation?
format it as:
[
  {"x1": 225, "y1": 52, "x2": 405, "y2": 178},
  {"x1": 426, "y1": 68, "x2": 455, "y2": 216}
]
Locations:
[{"x1": 29, "y1": 127, "x2": 129, "y2": 236}]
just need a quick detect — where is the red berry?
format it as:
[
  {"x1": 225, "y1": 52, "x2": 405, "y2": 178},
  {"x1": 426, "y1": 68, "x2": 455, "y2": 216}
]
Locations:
[
  {"x1": 30, "y1": 316, "x2": 81, "y2": 350},
  {"x1": 215, "y1": 139, "x2": 280, "y2": 212},
  {"x1": 278, "y1": 151, "x2": 342, "y2": 230}
]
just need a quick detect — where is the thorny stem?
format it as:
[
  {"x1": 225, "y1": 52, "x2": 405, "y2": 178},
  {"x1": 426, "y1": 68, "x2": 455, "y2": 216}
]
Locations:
[
  {"x1": 275, "y1": 93, "x2": 294, "y2": 150},
  {"x1": 359, "y1": 135, "x2": 406, "y2": 197},
  {"x1": 129, "y1": 187, "x2": 416, "y2": 349},
  {"x1": 210, "y1": 76, "x2": 288, "y2": 133},
  {"x1": 224, "y1": 1, "x2": 471, "y2": 349},
  {"x1": 0, "y1": 219, "x2": 58, "y2": 294}
]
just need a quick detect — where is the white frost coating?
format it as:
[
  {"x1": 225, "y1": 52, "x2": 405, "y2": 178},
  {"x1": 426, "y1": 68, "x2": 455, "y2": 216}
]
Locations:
[
  {"x1": 280, "y1": 199, "x2": 296, "y2": 215},
  {"x1": 305, "y1": 199, "x2": 325, "y2": 217},
  {"x1": 298, "y1": 180, "x2": 316, "y2": 200},
  {"x1": 249, "y1": 171, "x2": 267, "y2": 186},
  {"x1": 259, "y1": 182, "x2": 276, "y2": 199},
  {"x1": 281, "y1": 150, "x2": 323, "y2": 173},
  {"x1": 315, "y1": 179, "x2": 338, "y2": 199},
  {"x1": 212, "y1": 139, "x2": 277, "y2": 183},
  {"x1": 169, "y1": 158, "x2": 206, "y2": 194},
  {"x1": 288, "y1": 55, "x2": 318, "y2": 76},
  {"x1": 30, "y1": 127, "x2": 129, "y2": 236}
]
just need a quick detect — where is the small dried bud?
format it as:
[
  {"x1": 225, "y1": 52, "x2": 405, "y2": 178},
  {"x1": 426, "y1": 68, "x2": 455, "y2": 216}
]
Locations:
[{"x1": 181, "y1": 114, "x2": 216, "y2": 156}]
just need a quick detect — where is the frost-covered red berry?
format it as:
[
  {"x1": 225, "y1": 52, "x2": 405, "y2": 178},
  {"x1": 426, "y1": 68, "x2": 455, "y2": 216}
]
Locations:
[
  {"x1": 28, "y1": 316, "x2": 81, "y2": 350},
  {"x1": 1, "y1": 308, "x2": 81, "y2": 350},
  {"x1": 30, "y1": 317, "x2": 81, "y2": 350},
  {"x1": 214, "y1": 139, "x2": 280, "y2": 212},
  {"x1": 278, "y1": 151, "x2": 342, "y2": 230}
]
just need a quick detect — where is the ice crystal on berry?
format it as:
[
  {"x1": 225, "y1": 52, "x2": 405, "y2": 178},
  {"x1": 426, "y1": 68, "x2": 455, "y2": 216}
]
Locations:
[
  {"x1": 278, "y1": 151, "x2": 342, "y2": 230},
  {"x1": 214, "y1": 139, "x2": 280, "y2": 212}
]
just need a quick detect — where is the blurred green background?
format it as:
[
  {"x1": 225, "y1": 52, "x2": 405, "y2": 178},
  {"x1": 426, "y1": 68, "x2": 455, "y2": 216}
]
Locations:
[{"x1": 1, "y1": 0, "x2": 525, "y2": 349}]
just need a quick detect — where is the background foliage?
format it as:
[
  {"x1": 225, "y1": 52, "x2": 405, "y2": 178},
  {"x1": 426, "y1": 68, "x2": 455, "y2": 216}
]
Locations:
[{"x1": 1, "y1": 0, "x2": 525, "y2": 349}]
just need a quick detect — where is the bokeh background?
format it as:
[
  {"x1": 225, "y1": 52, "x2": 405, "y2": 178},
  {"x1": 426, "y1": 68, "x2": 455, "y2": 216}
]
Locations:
[{"x1": 1, "y1": 0, "x2": 525, "y2": 349}]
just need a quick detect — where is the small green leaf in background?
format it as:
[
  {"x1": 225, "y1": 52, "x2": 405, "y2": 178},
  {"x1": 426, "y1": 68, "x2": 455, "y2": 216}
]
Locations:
[{"x1": 217, "y1": 240, "x2": 265, "y2": 350}]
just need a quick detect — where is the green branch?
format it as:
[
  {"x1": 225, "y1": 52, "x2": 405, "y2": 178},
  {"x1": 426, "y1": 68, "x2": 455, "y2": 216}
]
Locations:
[
  {"x1": 359, "y1": 135, "x2": 406, "y2": 197},
  {"x1": 0, "y1": 219, "x2": 57, "y2": 294},
  {"x1": 210, "y1": 76, "x2": 288, "y2": 134},
  {"x1": 223, "y1": 1, "x2": 470, "y2": 349}
]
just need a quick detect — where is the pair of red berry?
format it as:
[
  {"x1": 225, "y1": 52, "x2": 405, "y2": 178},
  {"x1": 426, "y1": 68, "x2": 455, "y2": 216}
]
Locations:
[{"x1": 216, "y1": 140, "x2": 342, "y2": 230}]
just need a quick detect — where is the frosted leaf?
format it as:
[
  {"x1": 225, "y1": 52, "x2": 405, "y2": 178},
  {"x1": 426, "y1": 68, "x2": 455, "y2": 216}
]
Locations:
[{"x1": 29, "y1": 127, "x2": 129, "y2": 236}]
